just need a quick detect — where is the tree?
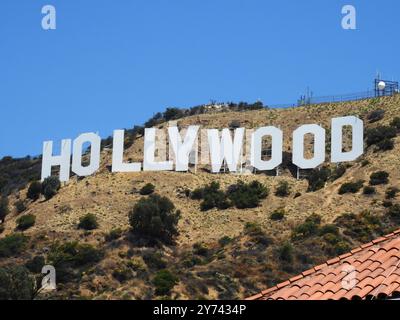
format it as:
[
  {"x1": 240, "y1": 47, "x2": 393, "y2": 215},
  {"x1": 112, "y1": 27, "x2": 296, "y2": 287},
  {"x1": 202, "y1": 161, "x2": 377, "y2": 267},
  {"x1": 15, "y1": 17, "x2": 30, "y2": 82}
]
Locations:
[
  {"x1": 27, "y1": 181, "x2": 42, "y2": 201},
  {"x1": 152, "y1": 269, "x2": 178, "y2": 296},
  {"x1": 0, "y1": 197, "x2": 9, "y2": 223},
  {"x1": 140, "y1": 183, "x2": 155, "y2": 195},
  {"x1": 0, "y1": 266, "x2": 36, "y2": 300},
  {"x1": 78, "y1": 213, "x2": 99, "y2": 230},
  {"x1": 41, "y1": 176, "x2": 61, "y2": 200},
  {"x1": 129, "y1": 194, "x2": 180, "y2": 244},
  {"x1": 16, "y1": 214, "x2": 36, "y2": 231}
]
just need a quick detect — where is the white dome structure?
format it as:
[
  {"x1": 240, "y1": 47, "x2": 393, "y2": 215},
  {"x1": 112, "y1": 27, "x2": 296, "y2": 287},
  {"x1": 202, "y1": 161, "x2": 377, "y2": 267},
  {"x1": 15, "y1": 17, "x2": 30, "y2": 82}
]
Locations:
[{"x1": 378, "y1": 81, "x2": 386, "y2": 91}]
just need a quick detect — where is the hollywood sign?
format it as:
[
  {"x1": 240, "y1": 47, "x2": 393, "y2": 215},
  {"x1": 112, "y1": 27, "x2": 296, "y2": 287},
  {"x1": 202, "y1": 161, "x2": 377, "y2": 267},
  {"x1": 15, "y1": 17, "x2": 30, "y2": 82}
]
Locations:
[{"x1": 41, "y1": 116, "x2": 363, "y2": 182}]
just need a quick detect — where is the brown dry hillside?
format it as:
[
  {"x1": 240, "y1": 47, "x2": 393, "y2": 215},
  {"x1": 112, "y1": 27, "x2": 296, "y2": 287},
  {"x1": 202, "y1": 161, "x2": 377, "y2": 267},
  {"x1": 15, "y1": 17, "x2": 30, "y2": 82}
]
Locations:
[{"x1": 1, "y1": 95, "x2": 400, "y2": 300}]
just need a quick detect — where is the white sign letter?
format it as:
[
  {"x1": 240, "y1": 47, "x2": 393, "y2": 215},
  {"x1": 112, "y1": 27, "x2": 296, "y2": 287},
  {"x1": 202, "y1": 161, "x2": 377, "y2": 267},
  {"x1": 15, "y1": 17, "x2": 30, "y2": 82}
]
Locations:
[
  {"x1": 251, "y1": 126, "x2": 283, "y2": 171},
  {"x1": 331, "y1": 116, "x2": 363, "y2": 163},
  {"x1": 72, "y1": 133, "x2": 101, "y2": 177},
  {"x1": 41, "y1": 139, "x2": 71, "y2": 182},
  {"x1": 168, "y1": 126, "x2": 199, "y2": 171},
  {"x1": 143, "y1": 128, "x2": 173, "y2": 171},
  {"x1": 112, "y1": 130, "x2": 141, "y2": 172},
  {"x1": 293, "y1": 124, "x2": 325, "y2": 169},
  {"x1": 208, "y1": 128, "x2": 244, "y2": 173}
]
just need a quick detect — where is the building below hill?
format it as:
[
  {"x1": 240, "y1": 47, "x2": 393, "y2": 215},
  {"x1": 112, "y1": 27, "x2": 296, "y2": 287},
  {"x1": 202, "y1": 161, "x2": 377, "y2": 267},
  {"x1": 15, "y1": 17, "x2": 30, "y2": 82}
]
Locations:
[{"x1": 247, "y1": 229, "x2": 400, "y2": 300}]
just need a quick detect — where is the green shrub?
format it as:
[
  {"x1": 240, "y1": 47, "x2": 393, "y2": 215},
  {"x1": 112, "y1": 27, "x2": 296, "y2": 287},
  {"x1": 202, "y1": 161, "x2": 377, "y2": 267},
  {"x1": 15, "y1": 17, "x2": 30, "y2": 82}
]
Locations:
[
  {"x1": 142, "y1": 251, "x2": 167, "y2": 270},
  {"x1": 367, "y1": 109, "x2": 385, "y2": 123},
  {"x1": 270, "y1": 209, "x2": 285, "y2": 221},
  {"x1": 278, "y1": 241, "x2": 294, "y2": 263},
  {"x1": 0, "y1": 197, "x2": 9, "y2": 223},
  {"x1": 319, "y1": 224, "x2": 339, "y2": 236},
  {"x1": 25, "y1": 255, "x2": 45, "y2": 273},
  {"x1": 361, "y1": 159, "x2": 370, "y2": 167},
  {"x1": 369, "y1": 171, "x2": 389, "y2": 185},
  {"x1": 16, "y1": 214, "x2": 36, "y2": 231},
  {"x1": 47, "y1": 241, "x2": 103, "y2": 282},
  {"x1": 0, "y1": 233, "x2": 28, "y2": 257},
  {"x1": 152, "y1": 269, "x2": 178, "y2": 296},
  {"x1": 363, "y1": 186, "x2": 376, "y2": 195},
  {"x1": 218, "y1": 236, "x2": 232, "y2": 247},
  {"x1": 14, "y1": 200, "x2": 27, "y2": 214},
  {"x1": 376, "y1": 139, "x2": 394, "y2": 151},
  {"x1": 292, "y1": 214, "x2": 321, "y2": 240},
  {"x1": 388, "y1": 204, "x2": 400, "y2": 223},
  {"x1": 366, "y1": 126, "x2": 396, "y2": 147},
  {"x1": 41, "y1": 176, "x2": 61, "y2": 200},
  {"x1": 385, "y1": 187, "x2": 399, "y2": 199},
  {"x1": 129, "y1": 194, "x2": 180, "y2": 244},
  {"x1": 275, "y1": 181, "x2": 291, "y2": 197},
  {"x1": 334, "y1": 211, "x2": 383, "y2": 243},
  {"x1": 193, "y1": 242, "x2": 209, "y2": 257},
  {"x1": 244, "y1": 222, "x2": 273, "y2": 246},
  {"x1": 0, "y1": 266, "x2": 36, "y2": 300},
  {"x1": 338, "y1": 180, "x2": 364, "y2": 194},
  {"x1": 105, "y1": 228, "x2": 123, "y2": 242},
  {"x1": 390, "y1": 117, "x2": 400, "y2": 130},
  {"x1": 27, "y1": 181, "x2": 42, "y2": 201},
  {"x1": 112, "y1": 265, "x2": 133, "y2": 283},
  {"x1": 192, "y1": 182, "x2": 232, "y2": 211},
  {"x1": 382, "y1": 200, "x2": 393, "y2": 208},
  {"x1": 78, "y1": 213, "x2": 99, "y2": 230},
  {"x1": 227, "y1": 181, "x2": 268, "y2": 209},
  {"x1": 140, "y1": 183, "x2": 155, "y2": 195}
]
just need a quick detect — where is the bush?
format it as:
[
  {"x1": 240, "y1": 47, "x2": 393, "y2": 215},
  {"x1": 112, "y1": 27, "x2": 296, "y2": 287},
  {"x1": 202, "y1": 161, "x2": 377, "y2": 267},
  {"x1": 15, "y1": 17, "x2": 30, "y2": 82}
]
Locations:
[
  {"x1": 47, "y1": 241, "x2": 103, "y2": 282},
  {"x1": 218, "y1": 236, "x2": 232, "y2": 247},
  {"x1": 227, "y1": 181, "x2": 268, "y2": 209},
  {"x1": 335, "y1": 211, "x2": 383, "y2": 243},
  {"x1": 367, "y1": 109, "x2": 385, "y2": 123},
  {"x1": 25, "y1": 255, "x2": 45, "y2": 273},
  {"x1": 0, "y1": 233, "x2": 28, "y2": 257},
  {"x1": 16, "y1": 214, "x2": 36, "y2": 231},
  {"x1": 142, "y1": 251, "x2": 167, "y2": 270},
  {"x1": 363, "y1": 186, "x2": 376, "y2": 195},
  {"x1": 112, "y1": 265, "x2": 133, "y2": 283},
  {"x1": 275, "y1": 181, "x2": 291, "y2": 197},
  {"x1": 140, "y1": 183, "x2": 155, "y2": 195},
  {"x1": 270, "y1": 209, "x2": 285, "y2": 221},
  {"x1": 388, "y1": 204, "x2": 400, "y2": 223},
  {"x1": 129, "y1": 194, "x2": 180, "y2": 244},
  {"x1": 152, "y1": 269, "x2": 178, "y2": 296},
  {"x1": 390, "y1": 117, "x2": 400, "y2": 130},
  {"x1": 14, "y1": 200, "x2": 27, "y2": 214},
  {"x1": 244, "y1": 222, "x2": 273, "y2": 246},
  {"x1": 366, "y1": 126, "x2": 396, "y2": 147},
  {"x1": 369, "y1": 171, "x2": 389, "y2": 185},
  {"x1": 192, "y1": 182, "x2": 231, "y2": 211},
  {"x1": 386, "y1": 187, "x2": 399, "y2": 200},
  {"x1": 78, "y1": 213, "x2": 99, "y2": 230},
  {"x1": 41, "y1": 176, "x2": 61, "y2": 200},
  {"x1": 278, "y1": 242, "x2": 294, "y2": 263},
  {"x1": 27, "y1": 181, "x2": 42, "y2": 201},
  {"x1": 105, "y1": 228, "x2": 123, "y2": 242},
  {"x1": 376, "y1": 139, "x2": 394, "y2": 151},
  {"x1": 291, "y1": 214, "x2": 321, "y2": 240},
  {"x1": 0, "y1": 266, "x2": 36, "y2": 300},
  {"x1": 0, "y1": 197, "x2": 9, "y2": 223},
  {"x1": 338, "y1": 180, "x2": 364, "y2": 194}
]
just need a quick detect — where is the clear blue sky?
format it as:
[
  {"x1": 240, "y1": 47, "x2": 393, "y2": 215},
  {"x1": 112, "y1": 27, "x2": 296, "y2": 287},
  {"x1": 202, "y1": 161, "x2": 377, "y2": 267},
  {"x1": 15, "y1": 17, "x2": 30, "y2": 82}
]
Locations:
[{"x1": 0, "y1": 0, "x2": 399, "y2": 157}]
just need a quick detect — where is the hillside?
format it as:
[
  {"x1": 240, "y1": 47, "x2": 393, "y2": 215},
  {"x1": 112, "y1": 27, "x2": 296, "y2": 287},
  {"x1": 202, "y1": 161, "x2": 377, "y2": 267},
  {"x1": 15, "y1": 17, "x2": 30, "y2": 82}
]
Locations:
[{"x1": 1, "y1": 95, "x2": 400, "y2": 300}]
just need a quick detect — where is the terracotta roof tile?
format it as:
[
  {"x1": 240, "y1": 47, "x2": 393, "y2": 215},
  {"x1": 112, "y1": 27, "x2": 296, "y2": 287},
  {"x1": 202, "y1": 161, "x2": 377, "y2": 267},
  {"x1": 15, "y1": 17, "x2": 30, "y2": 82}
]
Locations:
[{"x1": 247, "y1": 228, "x2": 400, "y2": 300}]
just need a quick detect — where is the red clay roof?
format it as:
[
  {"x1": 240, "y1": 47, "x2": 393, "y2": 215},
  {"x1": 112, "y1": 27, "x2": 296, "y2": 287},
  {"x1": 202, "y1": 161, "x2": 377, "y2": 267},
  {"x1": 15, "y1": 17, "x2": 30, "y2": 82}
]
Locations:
[{"x1": 247, "y1": 230, "x2": 400, "y2": 300}]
